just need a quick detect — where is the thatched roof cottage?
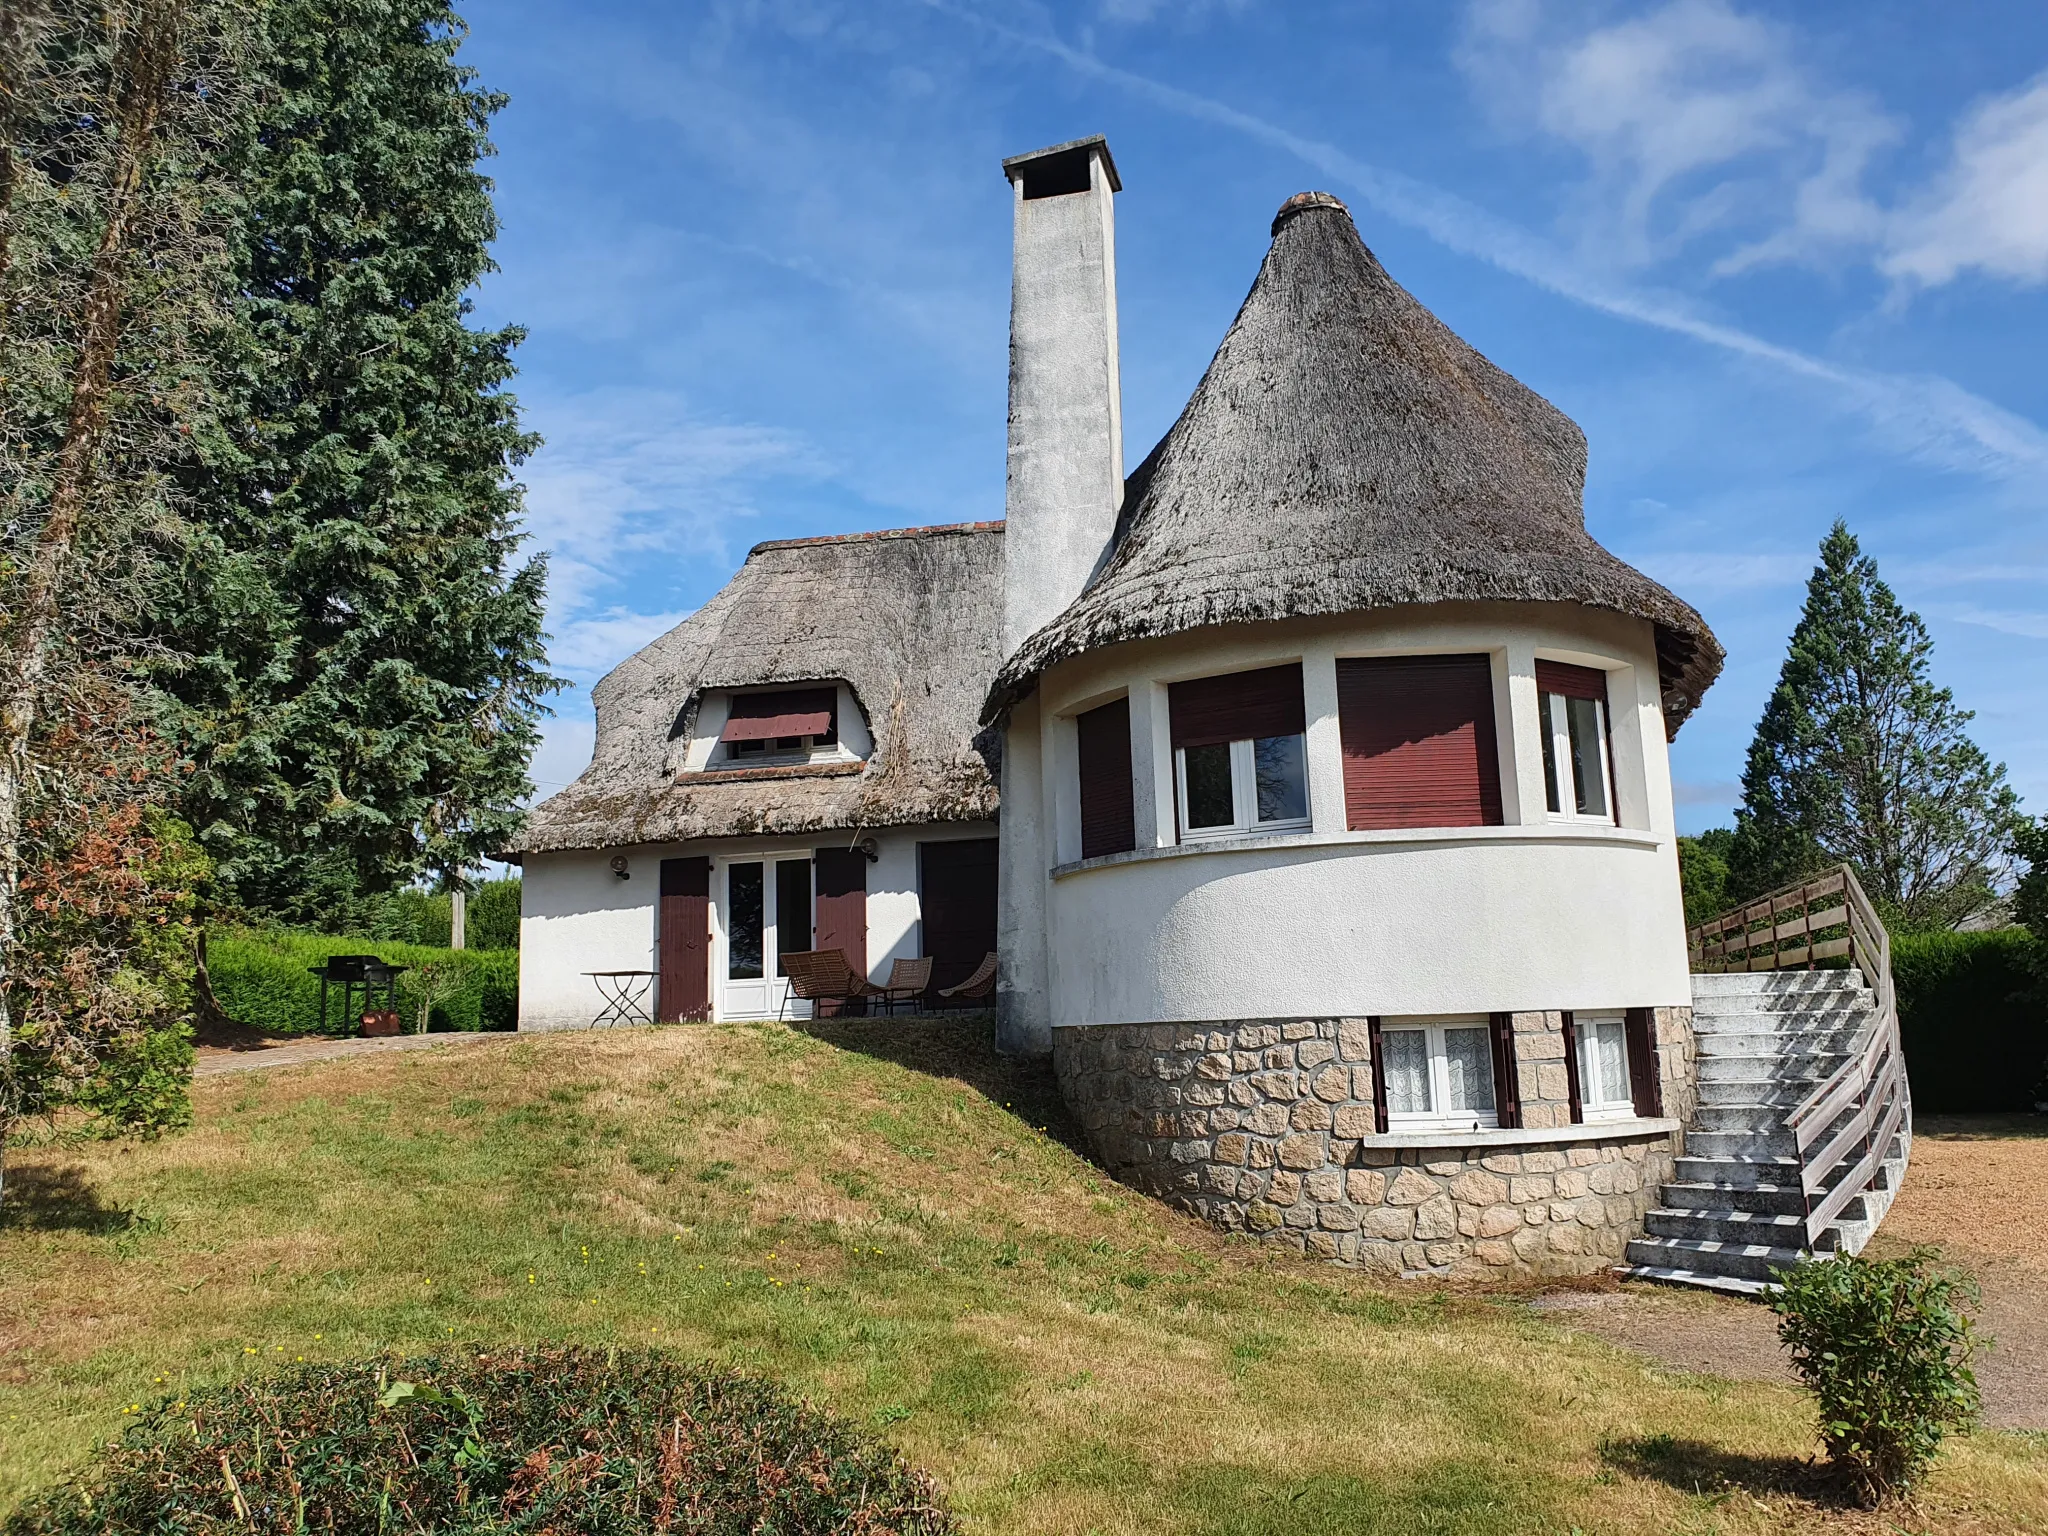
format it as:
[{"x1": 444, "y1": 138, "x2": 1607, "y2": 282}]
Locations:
[{"x1": 511, "y1": 138, "x2": 1907, "y2": 1289}]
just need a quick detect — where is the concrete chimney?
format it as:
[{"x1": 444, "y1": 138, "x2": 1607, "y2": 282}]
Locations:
[{"x1": 1001, "y1": 136, "x2": 1124, "y2": 656}]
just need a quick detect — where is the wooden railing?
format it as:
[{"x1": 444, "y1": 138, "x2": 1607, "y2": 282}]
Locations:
[{"x1": 1688, "y1": 864, "x2": 1911, "y2": 1252}]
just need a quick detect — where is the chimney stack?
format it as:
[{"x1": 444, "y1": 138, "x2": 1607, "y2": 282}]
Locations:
[{"x1": 1001, "y1": 136, "x2": 1124, "y2": 656}]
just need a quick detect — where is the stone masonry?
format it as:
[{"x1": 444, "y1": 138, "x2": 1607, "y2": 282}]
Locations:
[{"x1": 1054, "y1": 1009, "x2": 1693, "y2": 1279}]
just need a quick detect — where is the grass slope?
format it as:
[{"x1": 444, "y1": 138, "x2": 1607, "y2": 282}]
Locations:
[{"x1": 2, "y1": 1019, "x2": 2044, "y2": 1533}]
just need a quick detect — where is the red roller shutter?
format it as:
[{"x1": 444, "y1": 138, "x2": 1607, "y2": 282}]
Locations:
[
  {"x1": 813, "y1": 847, "x2": 868, "y2": 1017},
  {"x1": 1076, "y1": 697, "x2": 1136, "y2": 859},
  {"x1": 1534, "y1": 660, "x2": 1607, "y2": 702},
  {"x1": 1168, "y1": 664, "x2": 1305, "y2": 749},
  {"x1": 721, "y1": 687, "x2": 836, "y2": 742},
  {"x1": 1337, "y1": 655, "x2": 1503, "y2": 830},
  {"x1": 658, "y1": 857, "x2": 710, "y2": 1022},
  {"x1": 919, "y1": 838, "x2": 999, "y2": 998}
]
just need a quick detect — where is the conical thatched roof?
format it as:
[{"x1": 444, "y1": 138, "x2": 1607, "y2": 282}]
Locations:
[
  {"x1": 508, "y1": 523, "x2": 1003, "y2": 856},
  {"x1": 985, "y1": 193, "x2": 1721, "y2": 734}
]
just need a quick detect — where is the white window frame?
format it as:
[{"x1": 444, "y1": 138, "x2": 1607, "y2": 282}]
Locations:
[
  {"x1": 1173, "y1": 735, "x2": 1311, "y2": 842},
  {"x1": 1540, "y1": 690, "x2": 1615, "y2": 823},
  {"x1": 1380, "y1": 1017, "x2": 1500, "y2": 1133},
  {"x1": 1575, "y1": 1011, "x2": 1635, "y2": 1122}
]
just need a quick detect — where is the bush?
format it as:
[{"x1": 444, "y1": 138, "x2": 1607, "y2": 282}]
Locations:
[
  {"x1": 2, "y1": 1347, "x2": 956, "y2": 1535},
  {"x1": 468, "y1": 877, "x2": 522, "y2": 951},
  {"x1": 1893, "y1": 927, "x2": 2044, "y2": 1112},
  {"x1": 206, "y1": 931, "x2": 518, "y2": 1036},
  {"x1": 1769, "y1": 1249, "x2": 1980, "y2": 1504}
]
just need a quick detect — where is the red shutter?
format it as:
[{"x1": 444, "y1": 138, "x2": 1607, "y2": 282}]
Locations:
[
  {"x1": 1560, "y1": 1011, "x2": 1585, "y2": 1124},
  {"x1": 1533, "y1": 660, "x2": 1607, "y2": 702},
  {"x1": 1336, "y1": 655, "x2": 1503, "y2": 830},
  {"x1": 657, "y1": 857, "x2": 710, "y2": 1022},
  {"x1": 721, "y1": 687, "x2": 836, "y2": 742},
  {"x1": 1366, "y1": 1017, "x2": 1389, "y2": 1135},
  {"x1": 1077, "y1": 697, "x2": 1136, "y2": 859},
  {"x1": 814, "y1": 847, "x2": 868, "y2": 1016},
  {"x1": 1489, "y1": 1013, "x2": 1521, "y2": 1129},
  {"x1": 1625, "y1": 1007, "x2": 1662, "y2": 1117},
  {"x1": 1168, "y1": 664, "x2": 1306, "y2": 749},
  {"x1": 919, "y1": 838, "x2": 999, "y2": 998}
]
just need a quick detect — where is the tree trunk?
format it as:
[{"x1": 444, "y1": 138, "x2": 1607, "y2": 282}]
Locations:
[{"x1": 0, "y1": 0, "x2": 185, "y2": 1206}]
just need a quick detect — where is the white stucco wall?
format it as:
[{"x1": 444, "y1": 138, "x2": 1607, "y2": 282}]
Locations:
[
  {"x1": 1025, "y1": 602, "x2": 1692, "y2": 1028},
  {"x1": 518, "y1": 821, "x2": 998, "y2": 1031}
]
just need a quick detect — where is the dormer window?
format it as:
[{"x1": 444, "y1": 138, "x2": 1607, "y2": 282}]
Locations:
[{"x1": 719, "y1": 687, "x2": 838, "y2": 765}]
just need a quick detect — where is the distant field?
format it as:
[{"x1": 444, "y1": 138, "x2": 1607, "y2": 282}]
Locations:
[{"x1": 3, "y1": 1019, "x2": 2043, "y2": 1534}]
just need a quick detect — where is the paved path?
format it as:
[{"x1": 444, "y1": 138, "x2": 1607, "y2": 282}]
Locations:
[{"x1": 195, "y1": 1030, "x2": 513, "y2": 1077}]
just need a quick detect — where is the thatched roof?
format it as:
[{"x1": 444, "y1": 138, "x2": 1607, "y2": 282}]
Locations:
[
  {"x1": 985, "y1": 192, "x2": 1722, "y2": 734},
  {"x1": 508, "y1": 523, "x2": 1003, "y2": 855}
]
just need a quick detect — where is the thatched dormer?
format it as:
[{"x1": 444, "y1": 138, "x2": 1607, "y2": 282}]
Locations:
[{"x1": 987, "y1": 192, "x2": 1721, "y2": 733}]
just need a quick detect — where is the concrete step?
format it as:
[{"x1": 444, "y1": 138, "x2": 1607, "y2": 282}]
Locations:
[
  {"x1": 1644, "y1": 1206, "x2": 1824, "y2": 1248},
  {"x1": 1692, "y1": 1103, "x2": 1800, "y2": 1134},
  {"x1": 1698, "y1": 1055, "x2": 1847, "y2": 1087},
  {"x1": 1693, "y1": 1024, "x2": 1870, "y2": 1054},
  {"x1": 1675, "y1": 1153, "x2": 1802, "y2": 1187},
  {"x1": 1683, "y1": 1129, "x2": 1797, "y2": 1159},
  {"x1": 1691, "y1": 971, "x2": 1869, "y2": 1001},
  {"x1": 1694, "y1": 1080, "x2": 1821, "y2": 1109},
  {"x1": 1618, "y1": 1264, "x2": 1775, "y2": 1297},
  {"x1": 1624, "y1": 1234, "x2": 1810, "y2": 1285},
  {"x1": 1661, "y1": 1178, "x2": 1806, "y2": 1216}
]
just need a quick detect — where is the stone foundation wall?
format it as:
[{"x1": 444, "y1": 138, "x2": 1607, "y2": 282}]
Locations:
[{"x1": 1055, "y1": 1014, "x2": 1686, "y2": 1279}]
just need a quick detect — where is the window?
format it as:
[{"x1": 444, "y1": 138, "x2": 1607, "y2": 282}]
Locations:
[
  {"x1": 1168, "y1": 664, "x2": 1310, "y2": 842},
  {"x1": 1534, "y1": 661, "x2": 1614, "y2": 822},
  {"x1": 1573, "y1": 1012, "x2": 1635, "y2": 1120},
  {"x1": 727, "y1": 862, "x2": 764, "y2": 980},
  {"x1": 719, "y1": 687, "x2": 839, "y2": 765},
  {"x1": 1336, "y1": 655, "x2": 1503, "y2": 830},
  {"x1": 1378, "y1": 1018, "x2": 1499, "y2": 1132}
]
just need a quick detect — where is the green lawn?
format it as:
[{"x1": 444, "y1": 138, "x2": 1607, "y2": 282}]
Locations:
[{"x1": 3, "y1": 1019, "x2": 2043, "y2": 1533}]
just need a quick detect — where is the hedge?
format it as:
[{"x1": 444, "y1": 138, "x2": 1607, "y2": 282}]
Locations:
[
  {"x1": 206, "y1": 930, "x2": 519, "y2": 1036},
  {"x1": 3, "y1": 1347, "x2": 956, "y2": 1535},
  {"x1": 1894, "y1": 927, "x2": 2044, "y2": 1113}
]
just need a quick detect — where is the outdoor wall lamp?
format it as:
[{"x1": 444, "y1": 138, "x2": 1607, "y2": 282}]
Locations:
[
  {"x1": 856, "y1": 836, "x2": 879, "y2": 862},
  {"x1": 609, "y1": 855, "x2": 631, "y2": 880}
]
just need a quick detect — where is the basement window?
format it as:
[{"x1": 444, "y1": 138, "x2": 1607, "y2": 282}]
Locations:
[
  {"x1": 1379, "y1": 1018, "x2": 1499, "y2": 1133},
  {"x1": 1573, "y1": 1012, "x2": 1635, "y2": 1122}
]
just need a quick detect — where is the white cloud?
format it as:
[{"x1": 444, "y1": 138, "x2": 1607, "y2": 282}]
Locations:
[
  {"x1": 547, "y1": 606, "x2": 695, "y2": 680},
  {"x1": 1942, "y1": 605, "x2": 2048, "y2": 641},
  {"x1": 1457, "y1": 0, "x2": 1894, "y2": 274},
  {"x1": 1885, "y1": 71, "x2": 2048, "y2": 287},
  {"x1": 527, "y1": 714, "x2": 597, "y2": 797},
  {"x1": 1631, "y1": 550, "x2": 1813, "y2": 595},
  {"x1": 935, "y1": 2, "x2": 2048, "y2": 482}
]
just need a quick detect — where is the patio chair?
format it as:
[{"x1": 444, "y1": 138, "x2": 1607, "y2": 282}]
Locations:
[
  {"x1": 779, "y1": 948, "x2": 881, "y2": 1019},
  {"x1": 876, "y1": 956, "x2": 934, "y2": 1016},
  {"x1": 935, "y1": 951, "x2": 998, "y2": 1009}
]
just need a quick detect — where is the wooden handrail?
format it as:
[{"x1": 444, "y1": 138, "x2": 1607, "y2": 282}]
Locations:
[{"x1": 1688, "y1": 863, "x2": 1910, "y2": 1251}]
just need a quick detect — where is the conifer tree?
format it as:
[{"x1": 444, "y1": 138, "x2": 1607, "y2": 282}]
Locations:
[
  {"x1": 1730, "y1": 522, "x2": 2020, "y2": 928},
  {"x1": 158, "y1": 0, "x2": 556, "y2": 921}
]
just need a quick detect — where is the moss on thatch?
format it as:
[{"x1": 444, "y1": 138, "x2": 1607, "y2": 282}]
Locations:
[{"x1": 985, "y1": 193, "x2": 1721, "y2": 733}]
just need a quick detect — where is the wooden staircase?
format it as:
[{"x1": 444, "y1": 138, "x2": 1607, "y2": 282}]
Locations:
[{"x1": 1624, "y1": 867, "x2": 1913, "y2": 1295}]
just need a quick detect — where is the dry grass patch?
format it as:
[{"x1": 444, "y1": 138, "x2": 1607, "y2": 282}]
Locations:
[{"x1": 2, "y1": 1019, "x2": 2044, "y2": 1533}]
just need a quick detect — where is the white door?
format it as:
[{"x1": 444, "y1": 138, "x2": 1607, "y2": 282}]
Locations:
[{"x1": 717, "y1": 857, "x2": 812, "y2": 1020}]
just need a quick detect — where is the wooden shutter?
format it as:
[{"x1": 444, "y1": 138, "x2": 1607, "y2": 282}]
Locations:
[
  {"x1": 813, "y1": 847, "x2": 868, "y2": 1016},
  {"x1": 1366, "y1": 1017, "x2": 1389, "y2": 1135},
  {"x1": 1336, "y1": 655, "x2": 1503, "y2": 830},
  {"x1": 1076, "y1": 697, "x2": 1136, "y2": 859},
  {"x1": 1625, "y1": 1007, "x2": 1662, "y2": 1117},
  {"x1": 1533, "y1": 660, "x2": 1606, "y2": 701},
  {"x1": 919, "y1": 838, "x2": 1000, "y2": 1000},
  {"x1": 1489, "y1": 1013, "x2": 1521, "y2": 1129},
  {"x1": 721, "y1": 687, "x2": 836, "y2": 742},
  {"x1": 657, "y1": 857, "x2": 710, "y2": 1023},
  {"x1": 1168, "y1": 664, "x2": 1306, "y2": 749},
  {"x1": 1559, "y1": 1011, "x2": 1585, "y2": 1125}
]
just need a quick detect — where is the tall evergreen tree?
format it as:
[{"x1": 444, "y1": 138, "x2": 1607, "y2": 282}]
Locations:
[
  {"x1": 1730, "y1": 521, "x2": 2020, "y2": 928},
  {"x1": 159, "y1": 0, "x2": 556, "y2": 920}
]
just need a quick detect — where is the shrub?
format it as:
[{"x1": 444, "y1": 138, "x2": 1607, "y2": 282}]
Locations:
[
  {"x1": 468, "y1": 877, "x2": 522, "y2": 951},
  {"x1": 1893, "y1": 927, "x2": 2043, "y2": 1112},
  {"x1": 205, "y1": 931, "x2": 518, "y2": 1036},
  {"x1": 1769, "y1": 1249, "x2": 1980, "y2": 1503},
  {"x1": 2, "y1": 1348, "x2": 956, "y2": 1535}
]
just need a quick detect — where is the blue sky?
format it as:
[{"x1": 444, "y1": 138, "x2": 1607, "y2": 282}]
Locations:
[{"x1": 461, "y1": 0, "x2": 2048, "y2": 833}]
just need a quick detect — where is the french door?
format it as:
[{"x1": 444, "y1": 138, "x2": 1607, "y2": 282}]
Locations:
[{"x1": 717, "y1": 856, "x2": 815, "y2": 1019}]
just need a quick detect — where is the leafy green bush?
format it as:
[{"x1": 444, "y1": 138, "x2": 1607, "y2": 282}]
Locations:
[
  {"x1": 3, "y1": 1347, "x2": 956, "y2": 1535},
  {"x1": 1893, "y1": 927, "x2": 2043, "y2": 1112},
  {"x1": 206, "y1": 931, "x2": 518, "y2": 1036},
  {"x1": 1769, "y1": 1249, "x2": 1980, "y2": 1503},
  {"x1": 467, "y1": 877, "x2": 522, "y2": 951}
]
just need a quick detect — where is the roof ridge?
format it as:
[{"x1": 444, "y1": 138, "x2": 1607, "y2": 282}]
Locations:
[{"x1": 750, "y1": 520, "x2": 1003, "y2": 556}]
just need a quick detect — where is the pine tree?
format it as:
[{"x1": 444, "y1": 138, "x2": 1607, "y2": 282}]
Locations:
[
  {"x1": 157, "y1": 0, "x2": 556, "y2": 921},
  {"x1": 1730, "y1": 522, "x2": 2020, "y2": 929}
]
